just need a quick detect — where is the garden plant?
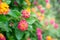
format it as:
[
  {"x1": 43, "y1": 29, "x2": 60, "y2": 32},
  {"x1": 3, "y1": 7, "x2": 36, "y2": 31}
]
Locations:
[{"x1": 0, "y1": 0, "x2": 60, "y2": 40}]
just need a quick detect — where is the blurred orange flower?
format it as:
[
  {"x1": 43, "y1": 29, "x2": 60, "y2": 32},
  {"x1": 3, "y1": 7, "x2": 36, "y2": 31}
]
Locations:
[
  {"x1": 31, "y1": 8, "x2": 37, "y2": 13},
  {"x1": 0, "y1": 33, "x2": 6, "y2": 40},
  {"x1": 46, "y1": 3, "x2": 51, "y2": 9},
  {"x1": 46, "y1": 36, "x2": 52, "y2": 40},
  {"x1": 36, "y1": 12, "x2": 45, "y2": 21},
  {"x1": 0, "y1": 2, "x2": 9, "y2": 15}
]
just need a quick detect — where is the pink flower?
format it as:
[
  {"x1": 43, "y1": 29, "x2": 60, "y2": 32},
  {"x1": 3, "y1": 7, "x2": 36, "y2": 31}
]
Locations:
[
  {"x1": 18, "y1": 20, "x2": 28, "y2": 31},
  {"x1": 0, "y1": 33, "x2": 6, "y2": 40},
  {"x1": 50, "y1": 20, "x2": 55, "y2": 25},
  {"x1": 45, "y1": 21, "x2": 48, "y2": 26},
  {"x1": 37, "y1": 5, "x2": 42, "y2": 10},
  {"x1": 34, "y1": 1, "x2": 38, "y2": 5},
  {"x1": 54, "y1": 23, "x2": 58, "y2": 29},
  {"x1": 36, "y1": 28, "x2": 42, "y2": 40},
  {"x1": 40, "y1": 9, "x2": 45, "y2": 14},
  {"x1": 22, "y1": 10, "x2": 30, "y2": 18},
  {"x1": 27, "y1": 37, "x2": 31, "y2": 40},
  {"x1": 45, "y1": 0, "x2": 49, "y2": 3}
]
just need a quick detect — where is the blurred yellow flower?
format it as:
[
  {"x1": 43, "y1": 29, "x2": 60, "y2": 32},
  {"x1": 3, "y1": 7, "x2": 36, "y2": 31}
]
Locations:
[
  {"x1": 31, "y1": 8, "x2": 36, "y2": 13},
  {"x1": 25, "y1": 0, "x2": 29, "y2": 2},
  {"x1": 46, "y1": 36, "x2": 52, "y2": 40},
  {"x1": 27, "y1": 2, "x2": 31, "y2": 6},
  {"x1": 26, "y1": 7, "x2": 31, "y2": 13},
  {"x1": 46, "y1": 3, "x2": 51, "y2": 9},
  {"x1": 36, "y1": 12, "x2": 41, "y2": 17},
  {"x1": 0, "y1": 2, "x2": 9, "y2": 15},
  {"x1": 25, "y1": 0, "x2": 31, "y2": 6},
  {"x1": 36, "y1": 12, "x2": 45, "y2": 21},
  {"x1": 40, "y1": 14, "x2": 45, "y2": 21}
]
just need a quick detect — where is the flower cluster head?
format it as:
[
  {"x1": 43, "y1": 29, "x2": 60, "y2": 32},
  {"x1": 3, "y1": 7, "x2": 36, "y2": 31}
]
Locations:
[
  {"x1": 0, "y1": 2, "x2": 9, "y2": 15},
  {"x1": 45, "y1": 0, "x2": 50, "y2": 3},
  {"x1": 37, "y1": 5, "x2": 45, "y2": 14},
  {"x1": 45, "y1": 0, "x2": 51, "y2": 9},
  {"x1": 31, "y1": 8, "x2": 37, "y2": 13},
  {"x1": 54, "y1": 23, "x2": 58, "y2": 29},
  {"x1": 36, "y1": 12, "x2": 45, "y2": 21},
  {"x1": 36, "y1": 28, "x2": 42, "y2": 40},
  {"x1": 37, "y1": 5, "x2": 42, "y2": 9},
  {"x1": 46, "y1": 36, "x2": 52, "y2": 40},
  {"x1": 33, "y1": 0, "x2": 38, "y2": 5},
  {"x1": 0, "y1": 33, "x2": 6, "y2": 40},
  {"x1": 22, "y1": 10, "x2": 30, "y2": 18},
  {"x1": 44, "y1": 19, "x2": 49, "y2": 26},
  {"x1": 50, "y1": 18, "x2": 55, "y2": 25},
  {"x1": 50, "y1": 18, "x2": 58, "y2": 29},
  {"x1": 18, "y1": 20, "x2": 28, "y2": 31},
  {"x1": 46, "y1": 3, "x2": 51, "y2": 9},
  {"x1": 26, "y1": 7, "x2": 31, "y2": 13}
]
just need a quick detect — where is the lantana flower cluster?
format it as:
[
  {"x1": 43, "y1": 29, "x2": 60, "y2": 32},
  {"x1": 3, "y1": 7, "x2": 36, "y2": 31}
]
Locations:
[{"x1": 0, "y1": 1, "x2": 9, "y2": 15}]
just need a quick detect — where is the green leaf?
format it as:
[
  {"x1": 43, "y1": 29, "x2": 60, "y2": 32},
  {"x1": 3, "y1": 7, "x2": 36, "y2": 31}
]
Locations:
[
  {"x1": 31, "y1": 12, "x2": 37, "y2": 17},
  {"x1": 16, "y1": 0, "x2": 20, "y2": 5},
  {"x1": 28, "y1": 25, "x2": 33, "y2": 31},
  {"x1": 34, "y1": 21, "x2": 42, "y2": 28},
  {"x1": 56, "y1": 31, "x2": 60, "y2": 37},
  {"x1": 16, "y1": 0, "x2": 23, "y2": 5},
  {"x1": 8, "y1": 10, "x2": 21, "y2": 19},
  {"x1": 0, "y1": 15, "x2": 7, "y2": 22},
  {"x1": 0, "y1": 22, "x2": 10, "y2": 32},
  {"x1": 2, "y1": 0, "x2": 11, "y2": 4},
  {"x1": 25, "y1": 32, "x2": 30, "y2": 39},
  {"x1": 31, "y1": 38, "x2": 37, "y2": 40},
  {"x1": 26, "y1": 17, "x2": 36, "y2": 24},
  {"x1": 15, "y1": 29, "x2": 24, "y2": 40},
  {"x1": 6, "y1": 32, "x2": 15, "y2": 40}
]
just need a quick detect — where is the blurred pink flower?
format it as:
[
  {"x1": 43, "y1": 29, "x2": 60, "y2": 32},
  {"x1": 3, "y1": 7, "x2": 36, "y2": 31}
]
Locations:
[
  {"x1": 45, "y1": 21, "x2": 48, "y2": 26},
  {"x1": 22, "y1": 10, "x2": 30, "y2": 18},
  {"x1": 0, "y1": 33, "x2": 6, "y2": 40},
  {"x1": 54, "y1": 23, "x2": 58, "y2": 29},
  {"x1": 14, "y1": 1, "x2": 18, "y2": 6},
  {"x1": 50, "y1": 20, "x2": 55, "y2": 25},
  {"x1": 36, "y1": 28, "x2": 42, "y2": 40},
  {"x1": 37, "y1": 5, "x2": 42, "y2": 10},
  {"x1": 40, "y1": 9, "x2": 45, "y2": 14},
  {"x1": 34, "y1": 1, "x2": 38, "y2": 5},
  {"x1": 45, "y1": 0, "x2": 49, "y2": 3},
  {"x1": 27, "y1": 37, "x2": 31, "y2": 40}
]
